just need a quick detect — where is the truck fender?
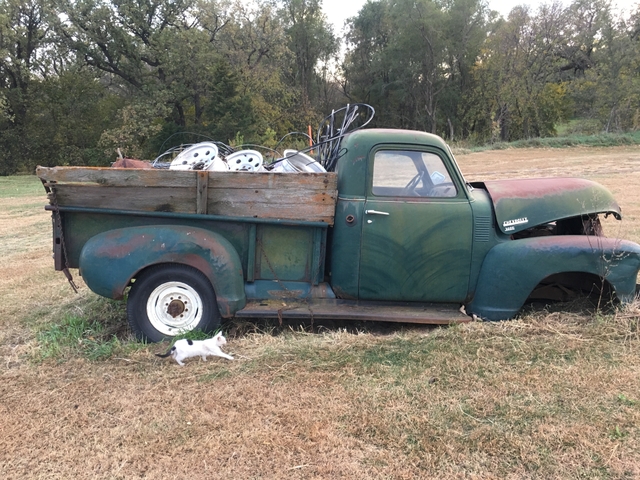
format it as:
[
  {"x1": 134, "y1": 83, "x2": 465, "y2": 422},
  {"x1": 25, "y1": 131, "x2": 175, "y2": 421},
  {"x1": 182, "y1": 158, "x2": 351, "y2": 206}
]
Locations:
[
  {"x1": 79, "y1": 225, "x2": 246, "y2": 317},
  {"x1": 467, "y1": 236, "x2": 640, "y2": 321}
]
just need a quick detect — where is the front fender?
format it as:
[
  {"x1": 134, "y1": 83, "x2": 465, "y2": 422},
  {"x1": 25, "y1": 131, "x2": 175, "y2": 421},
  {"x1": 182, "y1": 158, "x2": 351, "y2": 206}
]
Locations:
[
  {"x1": 79, "y1": 225, "x2": 246, "y2": 317},
  {"x1": 467, "y1": 236, "x2": 640, "y2": 320}
]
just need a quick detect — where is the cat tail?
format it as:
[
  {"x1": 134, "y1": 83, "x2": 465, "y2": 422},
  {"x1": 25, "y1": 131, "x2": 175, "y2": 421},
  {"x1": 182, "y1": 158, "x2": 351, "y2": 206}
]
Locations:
[{"x1": 155, "y1": 346, "x2": 176, "y2": 358}]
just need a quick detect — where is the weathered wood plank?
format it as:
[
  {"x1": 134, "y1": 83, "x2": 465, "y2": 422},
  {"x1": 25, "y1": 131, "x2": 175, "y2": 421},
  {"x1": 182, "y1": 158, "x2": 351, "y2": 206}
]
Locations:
[
  {"x1": 208, "y1": 203, "x2": 335, "y2": 224},
  {"x1": 37, "y1": 166, "x2": 337, "y2": 191},
  {"x1": 52, "y1": 185, "x2": 197, "y2": 213},
  {"x1": 207, "y1": 187, "x2": 335, "y2": 206},
  {"x1": 208, "y1": 172, "x2": 337, "y2": 191},
  {"x1": 37, "y1": 166, "x2": 197, "y2": 188},
  {"x1": 207, "y1": 190, "x2": 335, "y2": 223},
  {"x1": 37, "y1": 166, "x2": 338, "y2": 223}
]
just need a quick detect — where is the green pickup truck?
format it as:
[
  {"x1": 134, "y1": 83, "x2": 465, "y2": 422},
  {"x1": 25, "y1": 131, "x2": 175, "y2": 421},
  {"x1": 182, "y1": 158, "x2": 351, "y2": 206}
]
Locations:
[{"x1": 38, "y1": 128, "x2": 640, "y2": 342}]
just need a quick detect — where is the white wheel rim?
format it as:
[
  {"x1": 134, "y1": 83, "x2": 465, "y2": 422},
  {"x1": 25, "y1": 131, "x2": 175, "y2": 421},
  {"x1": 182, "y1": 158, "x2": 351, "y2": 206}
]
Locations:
[{"x1": 146, "y1": 281, "x2": 204, "y2": 336}]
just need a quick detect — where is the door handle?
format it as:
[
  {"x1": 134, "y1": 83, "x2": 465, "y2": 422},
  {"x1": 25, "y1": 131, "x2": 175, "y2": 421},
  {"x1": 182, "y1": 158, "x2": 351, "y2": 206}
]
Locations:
[{"x1": 365, "y1": 209, "x2": 390, "y2": 216}]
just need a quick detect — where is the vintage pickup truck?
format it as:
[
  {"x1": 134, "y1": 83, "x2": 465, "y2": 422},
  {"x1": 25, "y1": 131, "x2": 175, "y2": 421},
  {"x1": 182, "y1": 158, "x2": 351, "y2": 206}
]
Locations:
[{"x1": 37, "y1": 128, "x2": 640, "y2": 342}]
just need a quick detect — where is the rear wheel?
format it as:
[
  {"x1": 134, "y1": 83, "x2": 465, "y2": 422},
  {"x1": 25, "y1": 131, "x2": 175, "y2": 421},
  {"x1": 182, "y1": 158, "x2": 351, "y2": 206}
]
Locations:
[{"x1": 127, "y1": 264, "x2": 221, "y2": 342}]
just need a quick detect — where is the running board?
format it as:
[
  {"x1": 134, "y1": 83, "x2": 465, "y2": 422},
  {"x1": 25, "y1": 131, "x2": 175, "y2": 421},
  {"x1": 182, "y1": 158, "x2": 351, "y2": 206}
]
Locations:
[{"x1": 234, "y1": 299, "x2": 471, "y2": 324}]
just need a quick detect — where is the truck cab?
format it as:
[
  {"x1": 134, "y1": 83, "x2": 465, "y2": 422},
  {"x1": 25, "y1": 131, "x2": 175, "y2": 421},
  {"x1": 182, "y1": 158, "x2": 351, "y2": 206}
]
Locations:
[
  {"x1": 329, "y1": 129, "x2": 474, "y2": 303},
  {"x1": 328, "y1": 129, "x2": 640, "y2": 320}
]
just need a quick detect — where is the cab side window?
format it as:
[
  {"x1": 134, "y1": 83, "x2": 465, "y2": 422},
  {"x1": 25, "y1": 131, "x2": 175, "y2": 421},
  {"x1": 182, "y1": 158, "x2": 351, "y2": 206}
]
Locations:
[{"x1": 372, "y1": 150, "x2": 457, "y2": 198}]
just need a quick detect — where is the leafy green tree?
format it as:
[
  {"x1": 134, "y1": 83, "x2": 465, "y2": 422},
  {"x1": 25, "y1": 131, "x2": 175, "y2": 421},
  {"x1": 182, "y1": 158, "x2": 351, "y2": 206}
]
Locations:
[
  {"x1": 57, "y1": 0, "x2": 207, "y2": 121},
  {"x1": 342, "y1": 0, "x2": 392, "y2": 113},
  {"x1": 56, "y1": 0, "x2": 326, "y2": 158},
  {"x1": 343, "y1": 0, "x2": 489, "y2": 136},
  {"x1": 142, "y1": 58, "x2": 256, "y2": 156},
  {"x1": 440, "y1": 0, "x2": 491, "y2": 139},
  {"x1": 565, "y1": 1, "x2": 640, "y2": 133},
  {"x1": 467, "y1": 3, "x2": 570, "y2": 142},
  {"x1": 0, "y1": 0, "x2": 55, "y2": 173},
  {"x1": 28, "y1": 70, "x2": 124, "y2": 168},
  {"x1": 279, "y1": 0, "x2": 337, "y2": 111},
  {"x1": 556, "y1": 0, "x2": 611, "y2": 76},
  {"x1": 220, "y1": 0, "x2": 304, "y2": 140}
]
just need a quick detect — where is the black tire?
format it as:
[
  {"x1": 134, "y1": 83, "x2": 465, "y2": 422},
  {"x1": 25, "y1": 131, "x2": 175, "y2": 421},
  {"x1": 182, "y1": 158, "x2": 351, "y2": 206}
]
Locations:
[{"x1": 127, "y1": 264, "x2": 221, "y2": 343}]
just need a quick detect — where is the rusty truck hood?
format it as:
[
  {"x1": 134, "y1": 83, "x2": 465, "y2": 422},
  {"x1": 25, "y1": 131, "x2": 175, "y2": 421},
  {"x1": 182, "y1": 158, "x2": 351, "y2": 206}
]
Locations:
[{"x1": 475, "y1": 178, "x2": 621, "y2": 235}]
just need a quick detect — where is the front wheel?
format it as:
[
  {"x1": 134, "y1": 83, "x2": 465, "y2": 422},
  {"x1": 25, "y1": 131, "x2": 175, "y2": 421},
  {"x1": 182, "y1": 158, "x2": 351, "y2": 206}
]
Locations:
[{"x1": 127, "y1": 264, "x2": 221, "y2": 342}]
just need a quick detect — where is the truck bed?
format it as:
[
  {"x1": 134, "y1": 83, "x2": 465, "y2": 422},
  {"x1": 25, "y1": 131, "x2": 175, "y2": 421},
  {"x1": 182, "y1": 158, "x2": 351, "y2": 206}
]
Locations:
[{"x1": 37, "y1": 166, "x2": 338, "y2": 224}]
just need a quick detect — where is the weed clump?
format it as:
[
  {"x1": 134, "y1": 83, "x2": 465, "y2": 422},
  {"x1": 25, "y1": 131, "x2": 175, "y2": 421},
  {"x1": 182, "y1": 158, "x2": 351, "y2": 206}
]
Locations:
[{"x1": 33, "y1": 296, "x2": 130, "y2": 362}]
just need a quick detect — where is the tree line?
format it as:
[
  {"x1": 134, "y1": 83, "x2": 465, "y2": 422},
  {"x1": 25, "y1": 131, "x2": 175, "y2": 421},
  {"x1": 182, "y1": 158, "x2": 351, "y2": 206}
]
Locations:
[{"x1": 0, "y1": 0, "x2": 638, "y2": 174}]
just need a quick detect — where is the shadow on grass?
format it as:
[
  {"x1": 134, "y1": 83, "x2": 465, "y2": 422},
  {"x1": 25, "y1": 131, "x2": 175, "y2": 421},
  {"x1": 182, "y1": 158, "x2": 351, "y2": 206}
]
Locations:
[{"x1": 223, "y1": 316, "x2": 440, "y2": 340}]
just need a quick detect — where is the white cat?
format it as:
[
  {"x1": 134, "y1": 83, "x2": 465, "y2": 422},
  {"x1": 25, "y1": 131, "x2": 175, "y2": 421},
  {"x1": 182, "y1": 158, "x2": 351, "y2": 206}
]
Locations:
[{"x1": 156, "y1": 332, "x2": 234, "y2": 366}]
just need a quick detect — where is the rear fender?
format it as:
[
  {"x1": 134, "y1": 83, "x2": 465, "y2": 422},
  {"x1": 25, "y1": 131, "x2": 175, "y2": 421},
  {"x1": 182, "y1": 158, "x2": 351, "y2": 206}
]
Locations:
[
  {"x1": 79, "y1": 225, "x2": 246, "y2": 317},
  {"x1": 467, "y1": 236, "x2": 640, "y2": 320}
]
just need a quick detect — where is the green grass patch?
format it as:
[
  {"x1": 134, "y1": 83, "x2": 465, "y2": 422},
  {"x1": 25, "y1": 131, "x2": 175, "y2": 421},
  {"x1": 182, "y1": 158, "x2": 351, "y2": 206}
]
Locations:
[
  {"x1": 0, "y1": 174, "x2": 45, "y2": 198},
  {"x1": 31, "y1": 294, "x2": 136, "y2": 362},
  {"x1": 505, "y1": 131, "x2": 640, "y2": 149},
  {"x1": 451, "y1": 131, "x2": 640, "y2": 154},
  {"x1": 617, "y1": 394, "x2": 638, "y2": 407},
  {"x1": 36, "y1": 313, "x2": 120, "y2": 361}
]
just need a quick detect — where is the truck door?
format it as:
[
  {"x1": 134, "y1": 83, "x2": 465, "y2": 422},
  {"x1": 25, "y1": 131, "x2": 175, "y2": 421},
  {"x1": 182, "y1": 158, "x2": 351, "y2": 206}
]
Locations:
[{"x1": 359, "y1": 148, "x2": 473, "y2": 302}]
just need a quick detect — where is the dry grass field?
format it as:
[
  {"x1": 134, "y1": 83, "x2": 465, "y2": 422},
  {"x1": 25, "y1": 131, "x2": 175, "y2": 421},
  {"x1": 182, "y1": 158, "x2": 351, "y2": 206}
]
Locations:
[{"x1": 1, "y1": 146, "x2": 640, "y2": 479}]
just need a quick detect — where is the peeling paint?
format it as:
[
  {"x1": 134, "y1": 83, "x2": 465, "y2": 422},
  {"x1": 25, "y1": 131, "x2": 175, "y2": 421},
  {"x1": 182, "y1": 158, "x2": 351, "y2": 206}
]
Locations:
[{"x1": 478, "y1": 178, "x2": 621, "y2": 234}]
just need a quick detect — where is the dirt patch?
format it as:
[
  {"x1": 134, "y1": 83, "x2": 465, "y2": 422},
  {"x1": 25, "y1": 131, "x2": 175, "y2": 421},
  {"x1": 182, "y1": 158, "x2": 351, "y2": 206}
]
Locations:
[{"x1": 456, "y1": 145, "x2": 640, "y2": 180}]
